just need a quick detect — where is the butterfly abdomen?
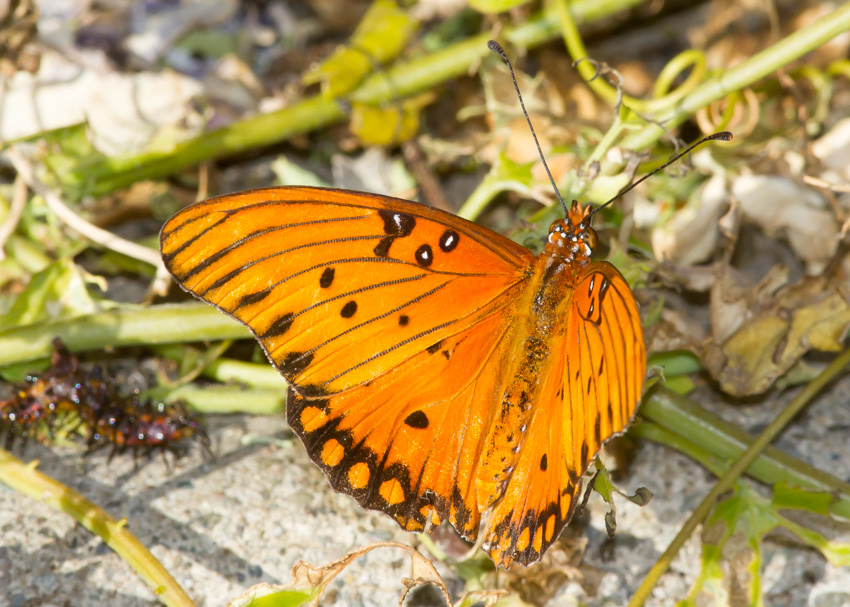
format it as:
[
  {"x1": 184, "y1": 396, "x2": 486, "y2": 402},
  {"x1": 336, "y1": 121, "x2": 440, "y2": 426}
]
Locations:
[{"x1": 476, "y1": 257, "x2": 573, "y2": 506}]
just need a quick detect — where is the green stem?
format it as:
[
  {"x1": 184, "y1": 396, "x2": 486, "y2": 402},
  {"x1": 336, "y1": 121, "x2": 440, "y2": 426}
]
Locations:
[
  {"x1": 68, "y1": 0, "x2": 646, "y2": 195},
  {"x1": 628, "y1": 348, "x2": 850, "y2": 607},
  {"x1": 457, "y1": 177, "x2": 533, "y2": 221},
  {"x1": 0, "y1": 303, "x2": 247, "y2": 367},
  {"x1": 619, "y1": 3, "x2": 850, "y2": 152},
  {"x1": 631, "y1": 421, "x2": 727, "y2": 477},
  {"x1": 640, "y1": 387, "x2": 850, "y2": 516},
  {"x1": 0, "y1": 449, "x2": 194, "y2": 607},
  {"x1": 646, "y1": 351, "x2": 702, "y2": 377},
  {"x1": 153, "y1": 344, "x2": 285, "y2": 390},
  {"x1": 148, "y1": 384, "x2": 285, "y2": 415},
  {"x1": 632, "y1": 409, "x2": 850, "y2": 519}
]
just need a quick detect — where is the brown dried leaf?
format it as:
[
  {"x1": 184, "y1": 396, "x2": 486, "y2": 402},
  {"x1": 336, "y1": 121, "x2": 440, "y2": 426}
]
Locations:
[
  {"x1": 227, "y1": 541, "x2": 451, "y2": 607},
  {"x1": 650, "y1": 173, "x2": 729, "y2": 266},
  {"x1": 701, "y1": 266, "x2": 850, "y2": 396}
]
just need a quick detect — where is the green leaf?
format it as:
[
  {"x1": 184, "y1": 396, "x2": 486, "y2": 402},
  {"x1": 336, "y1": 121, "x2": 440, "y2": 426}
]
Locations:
[
  {"x1": 772, "y1": 481, "x2": 834, "y2": 515},
  {"x1": 303, "y1": 0, "x2": 419, "y2": 98},
  {"x1": 0, "y1": 259, "x2": 107, "y2": 328},
  {"x1": 229, "y1": 588, "x2": 315, "y2": 607},
  {"x1": 776, "y1": 516, "x2": 850, "y2": 567},
  {"x1": 40, "y1": 123, "x2": 106, "y2": 198},
  {"x1": 350, "y1": 93, "x2": 433, "y2": 145},
  {"x1": 271, "y1": 157, "x2": 330, "y2": 188}
]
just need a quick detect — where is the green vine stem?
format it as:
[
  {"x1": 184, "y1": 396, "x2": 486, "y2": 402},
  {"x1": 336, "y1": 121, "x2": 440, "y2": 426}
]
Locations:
[
  {"x1": 638, "y1": 386, "x2": 850, "y2": 518},
  {"x1": 618, "y1": 3, "x2": 850, "y2": 153},
  {"x1": 0, "y1": 449, "x2": 194, "y2": 607},
  {"x1": 0, "y1": 303, "x2": 247, "y2": 366},
  {"x1": 152, "y1": 344, "x2": 284, "y2": 390},
  {"x1": 149, "y1": 384, "x2": 285, "y2": 415},
  {"x1": 455, "y1": 2, "x2": 849, "y2": 219},
  {"x1": 457, "y1": 174, "x2": 538, "y2": 220},
  {"x1": 554, "y1": 0, "x2": 705, "y2": 114},
  {"x1": 628, "y1": 347, "x2": 850, "y2": 607},
  {"x1": 65, "y1": 0, "x2": 646, "y2": 196}
]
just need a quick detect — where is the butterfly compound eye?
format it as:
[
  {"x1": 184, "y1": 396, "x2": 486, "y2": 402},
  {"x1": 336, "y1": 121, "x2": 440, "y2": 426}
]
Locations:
[{"x1": 583, "y1": 227, "x2": 598, "y2": 250}]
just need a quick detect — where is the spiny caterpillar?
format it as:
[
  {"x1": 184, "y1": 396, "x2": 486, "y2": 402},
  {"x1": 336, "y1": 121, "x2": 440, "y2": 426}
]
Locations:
[{"x1": 0, "y1": 339, "x2": 208, "y2": 458}]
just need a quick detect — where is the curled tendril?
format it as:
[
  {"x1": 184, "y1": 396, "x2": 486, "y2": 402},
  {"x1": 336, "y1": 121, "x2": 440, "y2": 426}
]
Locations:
[
  {"x1": 554, "y1": 0, "x2": 710, "y2": 115},
  {"x1": 651, "y1": 49, "x2": 706, "y2": 107},
  {"x1": 696, "y1": 88, "x2": 759, "y2": 138}
]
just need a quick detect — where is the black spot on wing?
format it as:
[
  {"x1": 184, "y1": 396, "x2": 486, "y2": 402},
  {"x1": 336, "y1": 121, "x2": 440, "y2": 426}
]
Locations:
[
  {"x1": 295, "y1": 384, "x2": 330, "y2": 398},
  {"x1": 378, "y1": 209, "x2": 415, "y2": 236},
  {"x1": 262, "y1": 313, "x2": 294, "y2": 338},
  {"x1": 373, "y1": 210, "x2": 416, "y2": 257},
  {"x1": 540, "y1": 454, "x2": 548, "y2": 471},
  {"x1": 279, "y1": 351, "x2": 314, "y2": 380},
  {"x1": 426, "y1": 340, "x2": 443, "y2": 355},
  {"x1": 415, "y1": 244, "x2": 433, "y2": 267},
  {"x1": 320, "y1": 267, "x2": 335, "y2": 288},
  {"x1": 404, "y1": 411, "x2": 429, "y2": 429},
  {"x1": 598, "y1": 277, "x2": 610, "y2": 304},
  {"x1": 373, "y1": 237, "x2": 394, "y2": 257},
  {"x1": 398, "y1": 315, "x2": 409, "y2": 326},
  {"x1": 341, "y1": 301, "x2": 357, "y2": 318},
  {"x1": 439, "y1": 230, "x2": 459, "y2": 252},
  {"x1": 239, "y1": 289, "x2": 271, "y2": 307}
]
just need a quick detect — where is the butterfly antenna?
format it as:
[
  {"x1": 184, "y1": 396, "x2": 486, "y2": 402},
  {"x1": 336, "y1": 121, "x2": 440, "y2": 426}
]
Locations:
[
  {"x1": 590, "y1": 131, "x2": 733, "y2": 217},
  {"x1": 488, "y1": 40, "x2": 569, "y2": 215}
]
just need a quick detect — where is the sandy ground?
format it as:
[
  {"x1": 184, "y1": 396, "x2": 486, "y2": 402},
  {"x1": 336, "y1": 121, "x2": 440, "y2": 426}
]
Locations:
[{"x1": 2, "y1": 374, "x2": 850, "y2": 607}]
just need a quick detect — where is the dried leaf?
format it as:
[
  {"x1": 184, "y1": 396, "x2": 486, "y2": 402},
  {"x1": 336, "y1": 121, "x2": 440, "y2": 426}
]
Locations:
[
  {"x1": 227, "y1": 541, "x2": 451, "y2": 607},
  {"x1": 701, "y1": 266, "x2": 850, "y2": 396},
  {"x1": 1, "y1": 52, "x2": 204, "y2": 156},
  {"x1": 731, "y1": 175, "x2": 838, "y2": 274},
  {"x1": 126, "y1": 0, "x2": 239, "y2": 63},
  {"x1": 650, "y1": 172, "x2": 729, "y2": 265},
  {"x1": 812, "y1": 116, "x2": 850, "y2": 180}
]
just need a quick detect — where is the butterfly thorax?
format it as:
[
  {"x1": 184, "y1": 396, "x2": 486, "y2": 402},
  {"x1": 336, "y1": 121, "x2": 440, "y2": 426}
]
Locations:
[{"x1": 544, "y1": 200, "x2": 598, "y2": 266}]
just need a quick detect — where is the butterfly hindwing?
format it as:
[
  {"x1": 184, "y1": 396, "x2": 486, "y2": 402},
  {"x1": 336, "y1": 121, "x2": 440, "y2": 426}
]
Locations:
[
  {"x1": 161, "y1": 187, "x2": 534, "y2": 396},
  {"x1": 482, "y1": 261, "x2": 645, "y2": 567},
  {"x1": 287, "y1": 310, "x2": 519, "y2": 540}
]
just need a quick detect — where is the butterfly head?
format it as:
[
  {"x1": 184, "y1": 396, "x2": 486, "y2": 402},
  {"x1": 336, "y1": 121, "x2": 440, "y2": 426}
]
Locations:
[{"x1": 547, "y1": 200, "x2": 598, "y2": 262}]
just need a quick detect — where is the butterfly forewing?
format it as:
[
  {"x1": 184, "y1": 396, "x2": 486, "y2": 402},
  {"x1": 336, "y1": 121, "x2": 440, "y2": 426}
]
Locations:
[{"x1": 161, "y1": 187, "x2": 534, "y2": 395}]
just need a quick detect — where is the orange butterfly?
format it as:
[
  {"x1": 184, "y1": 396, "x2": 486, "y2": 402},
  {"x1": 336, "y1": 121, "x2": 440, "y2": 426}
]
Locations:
[{"x1": 160, "y1": 184, "x2": 646, "y2": 567}]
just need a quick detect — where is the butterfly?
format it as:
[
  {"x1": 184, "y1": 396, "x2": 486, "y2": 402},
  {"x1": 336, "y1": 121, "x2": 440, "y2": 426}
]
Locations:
[{"x1": 159, "y1": 182, "x2": 646, "y2": 567}]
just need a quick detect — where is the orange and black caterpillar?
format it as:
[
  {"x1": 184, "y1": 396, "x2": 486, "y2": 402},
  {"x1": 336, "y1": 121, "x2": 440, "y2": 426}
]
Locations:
[{"x1": 0, "y1": 339, "x2": 208, "y2": 456}]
